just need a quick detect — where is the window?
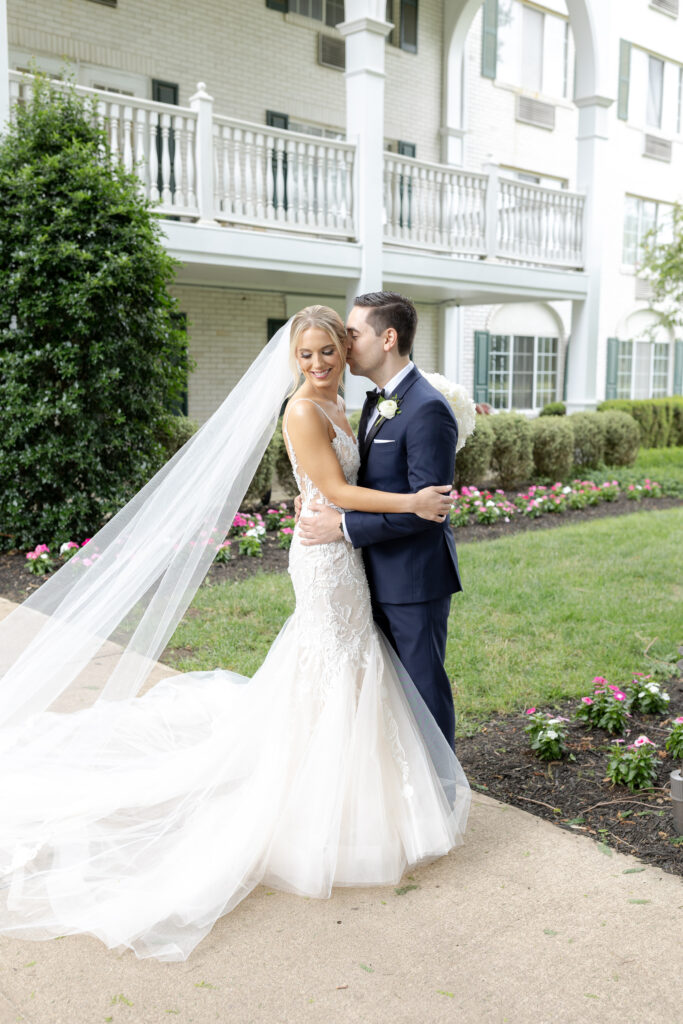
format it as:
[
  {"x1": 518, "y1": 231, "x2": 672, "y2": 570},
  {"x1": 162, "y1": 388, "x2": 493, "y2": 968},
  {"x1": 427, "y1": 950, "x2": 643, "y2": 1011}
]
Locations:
[
  {"x1": 492, "y1": 0, "x2": 570, "y2": 99},
  {"x1": 488, "y1": 335, "x2": 558, "y2": 410},
  {"x1": 622, "y1": 195, "x2": 673, "y2": 266},
  {"x1": 386, "y1": 1, "x2": 418, "y2": 53},
  {"x1": 677, "y1": 66, "x2": 683, "y2": 133},
  {"x1": 288, "y1": 0, "x2": 344, "y2": 26},
  {"x1": 615, "y1": 341, "x2": 670, "y2": 398},
  {"x1": 647, "y1": 55, "x2": 664, "y2": 129}
]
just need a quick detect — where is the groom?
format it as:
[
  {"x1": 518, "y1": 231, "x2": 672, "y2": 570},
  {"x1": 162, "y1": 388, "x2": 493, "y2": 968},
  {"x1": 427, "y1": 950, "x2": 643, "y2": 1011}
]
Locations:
[{"x1": 298, "y1": 291, "x2": 462, "y2": 750}]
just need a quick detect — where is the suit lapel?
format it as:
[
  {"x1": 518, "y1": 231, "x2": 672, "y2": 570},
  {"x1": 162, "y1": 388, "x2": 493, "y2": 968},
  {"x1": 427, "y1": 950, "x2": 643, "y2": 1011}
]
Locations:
[{"x1": 361, "y1": 366, "x2": 421, "y2": 460}]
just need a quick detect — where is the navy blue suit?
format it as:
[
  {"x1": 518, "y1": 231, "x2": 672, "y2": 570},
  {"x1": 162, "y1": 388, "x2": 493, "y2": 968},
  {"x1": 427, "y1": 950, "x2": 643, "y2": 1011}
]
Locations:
[{"x1": 345, "y1": 366, "x2": 462, "y2": 749}]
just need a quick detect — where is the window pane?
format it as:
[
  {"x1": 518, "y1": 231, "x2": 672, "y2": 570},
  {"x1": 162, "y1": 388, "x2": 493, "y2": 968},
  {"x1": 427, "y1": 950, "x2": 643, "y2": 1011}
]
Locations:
[
  {"x1": 617, "y1": 341, "x2": 633, "y2": 399},
  {"x1": 291, "y1": 0, "x2": 323, "y2": 19},
  {"x1": 400, "y1": 0, "x2": 418, "y2": 52},
  {"x1": 489, "y1": 335, "x2": 510, "y2": 410},
  {"x1": 521, "y1": 6, "x2": 543, "y2": 92},
  {"x1": 633, "y1": 341, "x2": 651, "y2": 399},
  {"x1": 511, "y1": 336, "x2": 534, "y2": 408},
  {"x1": 652, "y1": 343, "x2": 669, "y2": 397},
  {"x1": 325, "y1": 0, "x2": 344, "y2": 26},
  {"x1": 623, "y1": 195, "x2": 640, "y2": 264},
  {"x1": 647, "y1": 56, "x2": 664, "y2": 129},
  {"x1": 535, "y1": 337, "x2": 558, "y2": 408}
]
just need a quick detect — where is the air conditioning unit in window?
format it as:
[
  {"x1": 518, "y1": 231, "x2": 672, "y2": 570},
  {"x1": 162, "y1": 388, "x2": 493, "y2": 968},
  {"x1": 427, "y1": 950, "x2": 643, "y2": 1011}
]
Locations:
[
  {"x1": 318, "y1": 34, "x2": 345, "y2": 71},
  {"x1": 644, "y1": 134, "x2": 672, "y2": 162},
  {"x1": 516, "y1": 95, "x2": 556, "y2": 131},
  {"x1": 651, "y1": 0, "x2": 678, "y2": 16}
]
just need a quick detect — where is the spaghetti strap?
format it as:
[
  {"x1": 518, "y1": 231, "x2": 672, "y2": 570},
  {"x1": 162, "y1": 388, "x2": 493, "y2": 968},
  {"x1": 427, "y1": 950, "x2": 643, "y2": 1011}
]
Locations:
[{"x1": 284, "y1": 397, "x2": 338, "y2": 430}]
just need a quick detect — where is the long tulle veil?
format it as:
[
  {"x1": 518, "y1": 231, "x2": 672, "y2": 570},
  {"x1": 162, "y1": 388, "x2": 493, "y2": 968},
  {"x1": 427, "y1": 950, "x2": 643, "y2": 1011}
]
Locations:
[{"x1": 0, "y1": 319, "x2": 295, "y2": 727}]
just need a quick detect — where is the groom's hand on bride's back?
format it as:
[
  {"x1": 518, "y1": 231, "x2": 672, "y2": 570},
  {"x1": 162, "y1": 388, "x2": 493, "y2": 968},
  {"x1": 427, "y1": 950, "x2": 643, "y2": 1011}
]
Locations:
[
  {"x1": 298, "y1": 501, "x2": 343, "y2": 545},
  {"x1": 294, "y1": 494, "x2": 303, "y2": 523}
]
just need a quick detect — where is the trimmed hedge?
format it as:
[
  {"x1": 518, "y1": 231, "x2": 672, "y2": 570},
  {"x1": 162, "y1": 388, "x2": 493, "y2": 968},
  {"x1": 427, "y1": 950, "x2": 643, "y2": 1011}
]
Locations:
[
  {"x1": 570, "y1": 412, "x2": 605, "y2": 469},
  {"x1": 453, "y1": 414, "x2": 494, "y2": 489},
  {"x1": 599, "y1": 410, "x2": 640, "y2": 467},
  {"x1": 490, "y1": 412, "x2": 534, "y2": 490},
  {"x1": 530, "y1": 416, "x2": 574, "y2": 479},
  {"x1": 598, "y1": 397, "x2": 683, "y2": 448},
  {"x1": 539, "y1": 401, "x2": 567, "y2": 417}
]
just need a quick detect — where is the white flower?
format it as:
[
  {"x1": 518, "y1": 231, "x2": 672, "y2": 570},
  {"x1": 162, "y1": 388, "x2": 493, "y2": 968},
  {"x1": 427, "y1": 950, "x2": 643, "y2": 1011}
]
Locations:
[
  {"x1": 244, "y1": 528, "x2": 263, "y2": 539},
  {"x1": 486, "y1": 500, "x2": 495, "y2": 507},
  {"x1": 419, "y1": 370, "x2": 477, "y2": 452},
  {"x1": 545, "y1": 730, "x2": 558, "y2": 740},
  {"x1": 377, "y1": 398, "x2": 399, "y2": 419},
  {"x1": 548, "y1": 717, "x2": 562, "y2": 725}
]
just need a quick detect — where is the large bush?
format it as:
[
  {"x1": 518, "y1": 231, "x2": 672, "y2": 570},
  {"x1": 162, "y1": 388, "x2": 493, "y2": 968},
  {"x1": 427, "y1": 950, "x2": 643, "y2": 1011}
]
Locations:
[
  {"x1": 0, "y1": 76, "x2": 190, "y2": 550},
  {"x1": 539, "y1": 401, "x2": 566, "y2": 417},
  {"x1": 599, "y1": 410, "x2": 640, "y2": 467},
  {"x1": 569, "y1": 412, "x2": 605, "y2": 469},
  {"x1": 453, "y1": 414, "x2": 494, "y2": 488},
  {"x1": 598, "y1": 397, "x2": 683, "y2": 448},
  {"x1": 490, "y1": 412, "x2": 534, "y2": 490},
  {"x1": 530, "y1": 416, "x2": 574, "y2": 480}
]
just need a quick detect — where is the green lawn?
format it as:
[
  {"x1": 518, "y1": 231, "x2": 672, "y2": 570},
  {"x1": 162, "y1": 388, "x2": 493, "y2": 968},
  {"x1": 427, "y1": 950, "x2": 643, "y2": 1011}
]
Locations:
[{"x1": 164, "y1": 507, "x2": 682, "y2": 736}]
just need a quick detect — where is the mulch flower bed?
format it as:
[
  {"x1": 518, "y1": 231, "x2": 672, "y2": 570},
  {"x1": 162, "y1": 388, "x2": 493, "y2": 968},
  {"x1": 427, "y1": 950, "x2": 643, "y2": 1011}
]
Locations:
[
  {"x1": 1, "y1": 493, "x2": 681, "y2": 874},
  {"x1": 457, "y1": 676, "x2": 683, "y2": 878}
]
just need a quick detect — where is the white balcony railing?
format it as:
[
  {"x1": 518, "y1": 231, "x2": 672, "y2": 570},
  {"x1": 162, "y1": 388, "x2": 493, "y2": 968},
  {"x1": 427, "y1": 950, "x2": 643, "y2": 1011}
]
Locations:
[
  {"x1": 8, "y1": 73, "x2": 585, "y2": 269},
  {"x1": 384, "y1": 155, "x2": 488, "y2": 255},
  {"x1": 213, "y1": 116, "x2": 355, "y2": 236},
  {"x1": 383, "y1": 153, "x2": 585, "y2": 269}
]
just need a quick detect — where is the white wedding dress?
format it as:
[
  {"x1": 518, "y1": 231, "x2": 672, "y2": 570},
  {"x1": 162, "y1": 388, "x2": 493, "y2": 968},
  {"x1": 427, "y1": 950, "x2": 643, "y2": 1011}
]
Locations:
[{"x1": 0, "y1": 402, "x2": 470, "y2": 962}]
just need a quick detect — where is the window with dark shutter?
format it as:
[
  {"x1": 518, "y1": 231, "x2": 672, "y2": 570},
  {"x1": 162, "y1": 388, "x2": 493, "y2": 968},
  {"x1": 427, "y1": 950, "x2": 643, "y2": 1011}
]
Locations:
[{"x1": 400, "y1": 0, "x2": 418, "y2": 53}]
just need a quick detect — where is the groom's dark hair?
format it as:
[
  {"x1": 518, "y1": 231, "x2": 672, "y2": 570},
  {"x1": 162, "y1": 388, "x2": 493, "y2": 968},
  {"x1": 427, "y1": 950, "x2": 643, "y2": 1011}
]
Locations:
[{"x1": 354, "y1": 291, "x2": 417, "y2": 357}]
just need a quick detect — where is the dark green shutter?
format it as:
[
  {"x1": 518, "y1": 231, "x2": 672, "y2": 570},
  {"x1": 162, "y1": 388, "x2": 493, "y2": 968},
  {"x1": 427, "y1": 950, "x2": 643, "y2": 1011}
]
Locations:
[
  {"x1": 605, "y1": 337, "x2": 619, "y2": 399},
  {"x1": 674, "y1": 339, "x2": 683, "y2": 395},
  {"x1": 266, "y1": 0, "x2": 288, "y2": 12},
  {"x1": 481, "y1": 0, "x2": 498, "y2": 80},
  {"x1": 562, "y1": 337, "x2": 570, "y2": 401},
  {"x1": 400, "y1": 0, "x2": 418, "y2": 53},
  {"x1": 618, "y1": 40, "x2": 631, "y2": 121},
  {"x1": 474, "y1": 330, "x2": 490, "y2": 404}
]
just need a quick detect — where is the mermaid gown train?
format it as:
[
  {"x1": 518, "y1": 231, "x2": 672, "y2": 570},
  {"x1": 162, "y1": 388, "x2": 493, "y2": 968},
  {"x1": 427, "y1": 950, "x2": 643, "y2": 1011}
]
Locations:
[{"x1": 0, "y1": 412, "x2": 470, "y2": 962}]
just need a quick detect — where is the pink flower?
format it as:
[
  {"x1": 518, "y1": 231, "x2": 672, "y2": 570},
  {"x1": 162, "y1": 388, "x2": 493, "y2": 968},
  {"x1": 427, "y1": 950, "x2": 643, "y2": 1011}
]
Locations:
[
  {"x1": 281, "y1": 527, "x2": 293, "y2": 535},
  {"x1": 592, "y1": 676, "x2": 607, "y2": 685},
  {"x1": 25, "y1": 551, "x2": 38, "y2": 560},
  {"x1": 34, "y1": 543, "x2": 50, "y2": 554},
  {"x1": 632, "y1": 735, "x2": 655, "y2": 747},
  {"x1": 81, "y1": 538, "x2": 92, "y2": 547},
  {"x1": 674, "y1": 716, "x2": 683, "y2": 725},
  {"x1": 525, "y1": 707, "x2": 536, "y2": 715},
  {"x1": 581, "y1": 696, "x2": 594, "y2": 705}
]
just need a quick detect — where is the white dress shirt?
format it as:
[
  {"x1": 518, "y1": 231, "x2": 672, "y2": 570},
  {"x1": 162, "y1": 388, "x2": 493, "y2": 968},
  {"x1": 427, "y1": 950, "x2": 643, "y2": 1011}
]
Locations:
[{"x1": 341, "y1": 361, "x2": 415, "y2": 542}]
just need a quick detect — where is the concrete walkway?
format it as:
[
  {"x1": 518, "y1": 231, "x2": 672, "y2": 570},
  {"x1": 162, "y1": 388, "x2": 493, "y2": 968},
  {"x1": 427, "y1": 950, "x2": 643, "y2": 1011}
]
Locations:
[{"x1": 0, "y1": 597, "x2": 680, "y2": 1024}]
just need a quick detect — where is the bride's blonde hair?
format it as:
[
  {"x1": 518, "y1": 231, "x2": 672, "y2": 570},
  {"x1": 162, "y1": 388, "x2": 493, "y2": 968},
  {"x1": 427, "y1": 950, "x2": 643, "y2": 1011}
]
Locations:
[{"x1": 288, "y1": 305, "x2": 348, "y2": 394}]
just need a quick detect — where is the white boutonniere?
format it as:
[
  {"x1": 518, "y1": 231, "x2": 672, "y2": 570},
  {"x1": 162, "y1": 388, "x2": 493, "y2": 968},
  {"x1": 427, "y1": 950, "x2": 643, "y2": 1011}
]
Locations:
[{"x1": 377, "y1": 393, "x2": 401, "y2": 421}]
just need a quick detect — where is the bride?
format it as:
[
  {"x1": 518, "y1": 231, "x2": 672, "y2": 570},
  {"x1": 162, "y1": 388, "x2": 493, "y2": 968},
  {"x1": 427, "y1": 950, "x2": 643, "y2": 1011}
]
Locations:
[{"x1": 0, "y1": 306, "x2": 470, "y2": 962}]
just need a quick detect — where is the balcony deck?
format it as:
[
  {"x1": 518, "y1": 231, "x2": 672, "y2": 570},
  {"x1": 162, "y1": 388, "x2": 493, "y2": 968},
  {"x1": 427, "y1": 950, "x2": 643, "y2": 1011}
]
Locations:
[{"x1": 9, "y1": 72, "x2": 588, "y2": 302}]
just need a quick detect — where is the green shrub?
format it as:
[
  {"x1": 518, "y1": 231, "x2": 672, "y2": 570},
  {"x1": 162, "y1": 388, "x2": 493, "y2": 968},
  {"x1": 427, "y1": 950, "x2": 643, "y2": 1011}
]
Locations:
[
  {"x1": 453, "y1": 414, "x2": 494, "y2": 488},
  {"x1": 347, "y1": 408, "x2": 362, "y2": 436},
  {"x1": 490, "y1": 412, "x2": 534, "y2": 490},
  {"x1": 598, "y1": 397, "x2": 683, "y2": 448},
  {"x1": 0, "y1": 75, "x2": 190, "y2": 550},
  {"x1": 154, "y1": 413, "x2": 199, "y2": 460},
  {"x1": 539, "y1": 401, "x2": 566, "y2": 417},
  {"x1": 244, "y1": 442, "x2": 276, "y2": 505},
  {"x1": 599, "y1": 410, "x2": 640, "y2": 467},
  {"x1": 531, "y1": 416, "x2": 574, "y2": 480},
  {"x1": 570, "y1": 412, "x2": 605, "y2": 469}
]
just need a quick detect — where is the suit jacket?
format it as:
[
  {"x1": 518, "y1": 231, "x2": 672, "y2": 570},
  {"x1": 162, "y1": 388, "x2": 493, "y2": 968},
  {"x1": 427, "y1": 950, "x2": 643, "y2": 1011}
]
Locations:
[{"x1": 345, "y1": 366, "x2": 462, "y2": 605}]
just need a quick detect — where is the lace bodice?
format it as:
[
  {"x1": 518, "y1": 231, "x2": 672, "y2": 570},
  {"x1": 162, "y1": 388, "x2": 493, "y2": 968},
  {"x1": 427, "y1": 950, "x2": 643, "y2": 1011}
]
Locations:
[{"x1": 282, "y1": 398, "x2": 360, "y2": 508}]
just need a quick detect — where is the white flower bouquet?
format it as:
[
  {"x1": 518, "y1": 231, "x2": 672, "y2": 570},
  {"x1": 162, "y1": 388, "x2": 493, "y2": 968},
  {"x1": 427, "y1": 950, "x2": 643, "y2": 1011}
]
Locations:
[{"x1": 419, "y1": 370, "x2": 477, "y2": 452}]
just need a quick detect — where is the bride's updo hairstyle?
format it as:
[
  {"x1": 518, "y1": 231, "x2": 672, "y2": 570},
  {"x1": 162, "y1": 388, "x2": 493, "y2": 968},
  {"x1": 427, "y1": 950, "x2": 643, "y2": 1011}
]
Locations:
[{"x1": 288, "y1": 305, "x2": 348, "y2": 393}]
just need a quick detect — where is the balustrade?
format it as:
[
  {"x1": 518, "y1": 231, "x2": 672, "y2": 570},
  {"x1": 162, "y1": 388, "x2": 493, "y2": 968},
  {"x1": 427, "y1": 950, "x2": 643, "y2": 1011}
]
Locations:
[
  {"x1": 8, "y1": 72, "x2": 585, "y2": 269},
  {"x1": 212, "y1": 117, "x2": 355, "y2": 237}
]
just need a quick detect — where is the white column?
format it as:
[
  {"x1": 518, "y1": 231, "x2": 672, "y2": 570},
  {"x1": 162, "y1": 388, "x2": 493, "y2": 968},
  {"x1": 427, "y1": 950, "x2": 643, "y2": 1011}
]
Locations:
[
  {"x1": 337, "y1": 1, "x2": 393, "y2": 408},
  {"x1": 565, "y1": 95, "x2": 614, "y2": 412},
  {"x1": 439, "y1": 304, "x2": 463, "y2": 382},
  {"x1": 189, "y1": 82, "x2": 214, "y2": 225},
  {"x1": 0, "y1": 0, "x2": 9, "y2": 134}
]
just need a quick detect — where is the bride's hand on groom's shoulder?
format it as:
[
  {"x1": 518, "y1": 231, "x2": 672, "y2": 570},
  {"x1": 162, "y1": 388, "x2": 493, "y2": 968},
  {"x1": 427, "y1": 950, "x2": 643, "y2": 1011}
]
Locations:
[{"x1": 413, "y1": 485, "x2": 453, "y2": 522}]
